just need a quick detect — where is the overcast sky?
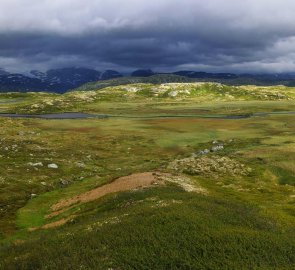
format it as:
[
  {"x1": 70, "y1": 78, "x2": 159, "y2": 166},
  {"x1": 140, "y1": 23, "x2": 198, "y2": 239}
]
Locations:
[{"x1": 1, "y1": 0, "x2": 295, "y2": 73}]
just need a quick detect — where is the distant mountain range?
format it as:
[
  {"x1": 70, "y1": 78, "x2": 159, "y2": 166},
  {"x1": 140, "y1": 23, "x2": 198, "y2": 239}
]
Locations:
[
  {"x1": 1, "y1": 67, "x2": 295, "y2": 93},
  {"x1": 0, "y1": 67, "x2": 123, "y2": 93}
]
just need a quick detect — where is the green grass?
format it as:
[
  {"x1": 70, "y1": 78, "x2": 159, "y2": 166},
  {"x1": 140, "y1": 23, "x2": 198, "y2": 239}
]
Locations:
[
  {"x1": 0, "y1": 83, "x2": 295, "y2": 269},
  {"x1": 1, "y1": 186, "x2": 295, "y2": 269}
]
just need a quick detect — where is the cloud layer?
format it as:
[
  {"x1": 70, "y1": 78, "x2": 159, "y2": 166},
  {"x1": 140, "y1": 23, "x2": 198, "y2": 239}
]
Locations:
[{"x1": 1, "y1": 0, "x2": 295, "y2": 73}]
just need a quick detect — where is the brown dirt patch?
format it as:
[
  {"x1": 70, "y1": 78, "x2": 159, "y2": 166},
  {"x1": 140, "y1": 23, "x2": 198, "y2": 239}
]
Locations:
[
  {"x1": 51, "y1": 172, "x2": 160, "y2": 213},
  {"x1": 29, "y1": 215, "x2": 76, "y2": 231},
  {"x1": 46, "y1": 209, "x2": 67, "y2": 219},
  {"x1": 42, "y1": 215, "x2": 76, "y2": 229},
  {"x1": 34, "y1": 171, "x2": 205, "y2": 230},
  {"x1": 38, "y1": 172, "x2": 161, "y2": 229}
]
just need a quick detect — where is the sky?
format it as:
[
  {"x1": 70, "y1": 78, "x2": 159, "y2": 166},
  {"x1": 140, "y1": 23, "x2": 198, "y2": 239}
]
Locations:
[{"x1": 1, "y1": 0, "x2": 295, "y2": 73}]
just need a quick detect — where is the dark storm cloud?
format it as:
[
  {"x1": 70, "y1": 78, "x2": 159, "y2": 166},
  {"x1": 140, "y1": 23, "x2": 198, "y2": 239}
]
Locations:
[{"x1": 1, "y1": 0, "x2": 295, "y2": 72}]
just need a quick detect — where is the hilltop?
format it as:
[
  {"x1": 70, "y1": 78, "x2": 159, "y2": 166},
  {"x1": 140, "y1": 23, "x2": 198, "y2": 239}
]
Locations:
[{"x1": 3, "y1": 82, "x2": 294, "y2": 115}]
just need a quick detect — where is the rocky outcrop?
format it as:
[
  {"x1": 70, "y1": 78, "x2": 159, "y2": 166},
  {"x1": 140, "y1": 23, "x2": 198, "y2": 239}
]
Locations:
[{"x1": 168, "y1": 155, "x2": 252, "y2": 178}]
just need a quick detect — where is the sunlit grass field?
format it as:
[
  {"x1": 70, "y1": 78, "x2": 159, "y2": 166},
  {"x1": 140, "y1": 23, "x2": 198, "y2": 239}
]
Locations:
[{"x1": 0, "y1": 83, "x2": 295, "y2": 269}]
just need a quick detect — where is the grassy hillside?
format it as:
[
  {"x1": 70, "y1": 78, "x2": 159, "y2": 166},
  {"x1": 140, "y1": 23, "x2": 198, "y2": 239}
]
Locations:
[
  {"x1": 74, "y1": 74, "x2": 295, "y2": 93},
  {"x1": 0, "y1": 83, "x2": 295, "y2": 269},
  {"x1": 74, "y1": 74, "x2": 193, "y2": 91},
  {"x1": 2, "y1": 82, "x2": 295, "y2": 115}
]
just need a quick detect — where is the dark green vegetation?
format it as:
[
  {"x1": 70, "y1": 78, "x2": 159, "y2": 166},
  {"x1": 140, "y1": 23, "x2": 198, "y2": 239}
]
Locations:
[{"x1": 0, "y1": 83, "x2": 295, "y2": 269}]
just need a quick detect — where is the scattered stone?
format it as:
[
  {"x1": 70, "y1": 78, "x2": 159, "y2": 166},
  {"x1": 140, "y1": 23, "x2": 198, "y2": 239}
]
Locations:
[
  {"x1": 48, "y1": 163, "x2": 58, "y2": 169},
  {"x1": 60, "y1": 179, "x2": 70, "y2": 186},
  {"x1": 199, "y1": 149, "x2": 210, "y2": 155},
  {"x1": 30, "y1": 194, "x2": 37, "y2": 199},
  {"x1": 157, "y1": 173, "x2": 208, "y2": 193},
  {"x1": 168, "y1": 91, "x2": 178, "y2": 97},
  {"x1": 168, "y1": 155, "x2": 251, "y2": 178},
  {"x1": 28, "y1": 162, "x2": 43, "y2": 167},
  {"x1": 211, "y1": 145, "x2": 224, "y2": 152},
  {"x1": 75, "y1": 162, "x2": 85, "y2": 168}
]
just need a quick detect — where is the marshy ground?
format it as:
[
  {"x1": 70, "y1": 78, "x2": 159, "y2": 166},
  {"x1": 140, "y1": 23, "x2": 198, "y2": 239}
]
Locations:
[{"x1": 0, "y1": 83, "x2": 295, "y2": 269}]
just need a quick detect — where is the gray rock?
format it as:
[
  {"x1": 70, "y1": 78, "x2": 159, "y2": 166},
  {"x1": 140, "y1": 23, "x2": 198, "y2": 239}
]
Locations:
[
  {"x1": 211, "y1": 145, "x2": 224, "y2": 152},
  {"x1": 168, "y1": 91, "x2": 178, "y2": 97},
  {"x1": 60, "y1": 179, "x2": 70, "y2": 186},
  {"x1": 48, "y1": 163, "x2": 58, "y2": 169},
  {"x1": 28, "y1": 162, "x2": 43, "y2": 167},
  {"x1": 75, "y1": 162, "x2": 85, "y2": 168},
  {"x1": 199, "y1": 149, "x2": 210, "y2": 155}
]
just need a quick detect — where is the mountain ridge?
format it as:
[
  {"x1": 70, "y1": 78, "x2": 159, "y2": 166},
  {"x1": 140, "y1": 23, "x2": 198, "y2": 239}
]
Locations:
[{"x1": 1, "y1": 67, "x2": 295, "y2": 93}]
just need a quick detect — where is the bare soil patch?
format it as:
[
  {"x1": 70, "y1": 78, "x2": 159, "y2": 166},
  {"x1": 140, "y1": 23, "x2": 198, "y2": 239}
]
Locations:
[
  {"x1": 42, "y1": 216, "x2": 76, "y2": 229},
  {"x1": 41, "y1": 171, "x2": 205, "y2": 229},
  {"x1": 29, "y1": 215, "x2": 76, "y2": 231},
  {"x1": 51, "y1": 172, "x2": 160, "y2": 213}
]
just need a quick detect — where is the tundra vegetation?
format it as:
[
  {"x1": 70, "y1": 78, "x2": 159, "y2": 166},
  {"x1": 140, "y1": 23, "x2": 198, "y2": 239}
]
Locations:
[{"x1": 0, "y1": 82, "x2": 295, "y2": 269}]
